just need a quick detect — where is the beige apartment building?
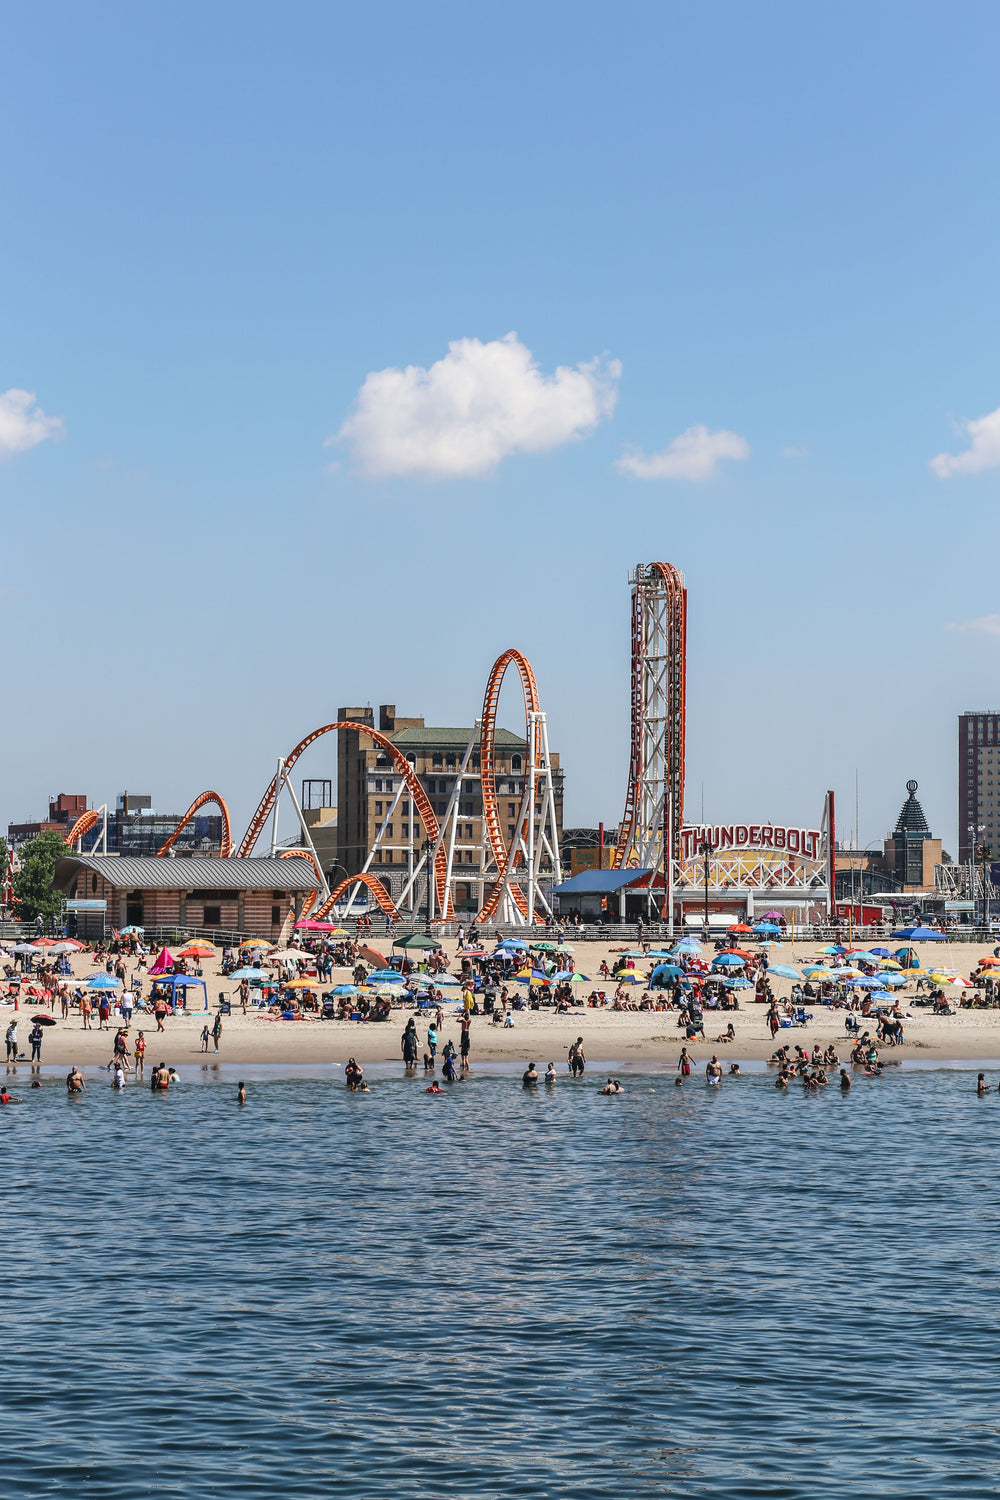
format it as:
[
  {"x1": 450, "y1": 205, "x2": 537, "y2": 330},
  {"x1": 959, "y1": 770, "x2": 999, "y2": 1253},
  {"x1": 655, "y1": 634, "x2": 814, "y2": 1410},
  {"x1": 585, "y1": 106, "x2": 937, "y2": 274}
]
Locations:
[{"x1": 334, "y1": 705, "x2": 564, "y2": 911}]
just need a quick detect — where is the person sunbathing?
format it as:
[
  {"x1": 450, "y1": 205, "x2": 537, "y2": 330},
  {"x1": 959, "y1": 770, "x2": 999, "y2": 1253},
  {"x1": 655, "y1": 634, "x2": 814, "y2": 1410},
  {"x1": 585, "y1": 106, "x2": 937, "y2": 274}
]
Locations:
[{"x1": 714, "y1": 1023, "x2": 736, "y2": 1043}]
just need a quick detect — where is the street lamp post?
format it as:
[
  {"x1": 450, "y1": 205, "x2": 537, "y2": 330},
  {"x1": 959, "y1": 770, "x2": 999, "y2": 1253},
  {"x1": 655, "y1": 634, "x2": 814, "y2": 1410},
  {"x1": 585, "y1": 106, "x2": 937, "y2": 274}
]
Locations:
[
  {"x1": 699, "y1": 839, "x2": 711, "y2": 940},
  {"x1": 969, "y1": 823, "x2": 987, "y2": 930},
  {"x1": 421, "y1": 837, "x2": 434, "y2": 936}
]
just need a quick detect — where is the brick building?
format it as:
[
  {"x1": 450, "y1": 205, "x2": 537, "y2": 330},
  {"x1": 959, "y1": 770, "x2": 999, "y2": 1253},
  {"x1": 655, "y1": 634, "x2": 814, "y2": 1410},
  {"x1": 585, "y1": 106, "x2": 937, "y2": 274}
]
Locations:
[
  {"x1": 334, "y1": 704, "x2": 564, "y2": 911},
  {"x1": 54, "y1": 855, "x2": 317, "y2": 940}
]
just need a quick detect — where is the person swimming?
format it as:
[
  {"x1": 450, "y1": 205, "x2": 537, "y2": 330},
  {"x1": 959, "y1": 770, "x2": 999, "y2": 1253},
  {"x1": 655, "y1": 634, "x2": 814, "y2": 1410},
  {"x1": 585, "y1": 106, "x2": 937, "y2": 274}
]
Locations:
[
  {"x1": 840, "y1": 1068, "x2": 851, "y2": 1090},
  {"x1": 426, "y1": 1082, "x2": 444, "y2": 1094},
  {"x1": 978, "y1": 1073, "x2": 990, "y2": 1096},
  {"x1": 522, "y1": 1062, "x2": 539, "y2": 1086},
  {"x1": 237, "y1": 1082, "x2": 247, "y2": 1104}
]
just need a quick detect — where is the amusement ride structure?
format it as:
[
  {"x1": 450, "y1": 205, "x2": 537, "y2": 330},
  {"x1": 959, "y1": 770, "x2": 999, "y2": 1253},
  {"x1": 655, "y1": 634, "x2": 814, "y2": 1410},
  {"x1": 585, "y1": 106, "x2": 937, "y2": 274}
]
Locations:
[{"x1": 56, "y1": 561, "x2": 832, "y2": 927}]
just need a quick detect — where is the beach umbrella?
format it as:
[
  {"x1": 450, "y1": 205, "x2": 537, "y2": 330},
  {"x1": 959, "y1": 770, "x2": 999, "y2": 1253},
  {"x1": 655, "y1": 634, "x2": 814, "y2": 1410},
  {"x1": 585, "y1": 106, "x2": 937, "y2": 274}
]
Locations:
[
  {"x1": 32, "y1": 937, "x2": 59, "y2": 947},
  {"x1": 615, "y1": 974, "x2": 643, "y2": 985},
  {"x1": 229, "y1": 967, "x2": 271, "y2": 982},
  {"x1": 569, "y1": 972, "x2": 590, "y2": 983},
  {"x1": 331, "y1": 984, "x2": 360, "y2": 996},
  {"x1": 760, "y1": 910, "x2": 784, "y2": 921},
  {"x1": 891, "y1": 926, "x2": 946, "y2": 941},
  {"x1": 242, "y1": 939, "x2": 272, "y2": 949},
  {"x1": 753, "y1": 922, "x2": 782, "y2": 933},
  {"x1": 281, "y1": 976, "x2": 320, "y2": 989},
  {"x1": 552, "y1": 969, "x2": 574, "y2": 981},
  {"x1": 870, "y1": 948, "x2": 893, "y2": 958},
  {"x1": 877, "y1": 959, "x2": 903, "y2": 970},
  {"x1": 718, "y1": 948, "x2": 754, "y2": 960},
  {"x1": 869, "y1": 989, "x2": 893, "y2": 1002},
  {"x1": 357, "y1": 946, "x2": 387, "y2": 967},
  {"x1": 457, "y1": 948, "x2": 487, "y2": 957},
  {"x1": 12, "y1": 944, "x2": 41, "y2": 956},
  {"x1": 803, "y1": 967, "x2": 834, "y2": 979},
  {"x1": 394, "y1": 934, "x2": 440, "y2": 951},
  {"x1": 496, "y1": 939, "x2": 529, "y2": 951},
  {"x1": 119, "y1": 925, "x2": 145, "y2": 935},
  {"x1": 431, "y1": 975, "x2": 461, "y2": 986},
  {"x1": 712, "y1": 955, "x2": 746, "y2": 968},
  {"x1": 768, "y1": 964, "x2": 802, "y2": 980},
  {"x1": 820, "y1": 945, "x2": 846, "y2": 955},
  {"x1": 86, "y1": 973, "x2": 122, "y2": 989},
  {"x1": 728, "y1": 923, "x2": 754, "y2": 933},
  {"x1": 618, "y1": 949, "x2": 647, "y2": 958},
  {"x1": 61, "y1": 939, "x2": 86, "y2": 951},
  {"x1": 294, "y1": 919, "x2": 337, "y2": 931},
  {"x1": 530, "y1": 941, "x2": 559, "y2": 951},
  {"x1": 835, "y1": 966, "x2": 864, "y2": 978},
  {"x1": 650, "y1": 963, "x2": 685, "y2": 983},
  {"x1": 366, "y1": 969, "x2": 403, "y2": 982},
  {"x1": 178, "y1": 942, "x2": 216, "y2": 958},
  {"x1": 721, "y1": 976, "x2": 753, "y2": 989},
  {"x1": 978, "y1": 957, "x2": 1000, "y2": 968},
  {"x1": 877, "y1": 973, "x2": 907, "y2": 988}
]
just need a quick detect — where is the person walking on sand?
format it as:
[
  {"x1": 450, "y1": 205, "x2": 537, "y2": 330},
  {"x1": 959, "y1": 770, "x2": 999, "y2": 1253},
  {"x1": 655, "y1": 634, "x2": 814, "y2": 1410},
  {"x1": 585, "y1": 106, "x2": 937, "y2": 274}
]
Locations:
[
  {"x1": 80, "y1": 994, "x2": 92, "y2": 1030},
  {"x1": 29, "y1": 1022, "x2": 43, "y2": 1067},
  {"x1": 212, "y1": 1012, "x2": 223, "y2": 1053},
  {"x1": 5, "y1": 1022, "x2": 16, "y2": 1067}
]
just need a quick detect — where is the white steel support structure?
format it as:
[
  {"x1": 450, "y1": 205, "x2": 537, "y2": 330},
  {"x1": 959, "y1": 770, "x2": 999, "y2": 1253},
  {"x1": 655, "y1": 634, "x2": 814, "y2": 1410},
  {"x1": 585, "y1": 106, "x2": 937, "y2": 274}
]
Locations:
[{"x1": 480, "y1": 711, "x2": 563, "y2": 927}]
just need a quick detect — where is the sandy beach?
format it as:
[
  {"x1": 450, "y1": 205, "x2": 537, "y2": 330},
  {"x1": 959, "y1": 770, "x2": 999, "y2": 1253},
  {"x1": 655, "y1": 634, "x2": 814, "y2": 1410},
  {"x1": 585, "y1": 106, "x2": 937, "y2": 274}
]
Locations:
[{"x1": 7, "y1": 933, "x2": 1000, "y2": 1071}]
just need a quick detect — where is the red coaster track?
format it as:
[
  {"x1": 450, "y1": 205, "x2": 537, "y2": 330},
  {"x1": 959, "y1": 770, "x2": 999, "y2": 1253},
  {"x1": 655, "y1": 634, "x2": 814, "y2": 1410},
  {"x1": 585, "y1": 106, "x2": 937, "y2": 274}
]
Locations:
[
  {"x1": 156, "y1": 791, "x2": 233, "y2": 858},
  {"x1": 236, "y1": 721, "x2": 447, "y2": 914},
  {"x1": 477, "y1": 648, "x2": 538, "y2": 923}
]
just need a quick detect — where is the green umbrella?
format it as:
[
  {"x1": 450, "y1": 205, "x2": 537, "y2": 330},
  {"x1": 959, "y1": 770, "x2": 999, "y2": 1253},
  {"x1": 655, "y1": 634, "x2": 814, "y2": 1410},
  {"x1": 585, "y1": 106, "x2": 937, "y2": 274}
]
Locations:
[
  {"x1": 530, "y1": 941, "x2": 559, "y2": 951},
  {"x1": 393, "y1": 933, "x2": 442, "y2": 950}
]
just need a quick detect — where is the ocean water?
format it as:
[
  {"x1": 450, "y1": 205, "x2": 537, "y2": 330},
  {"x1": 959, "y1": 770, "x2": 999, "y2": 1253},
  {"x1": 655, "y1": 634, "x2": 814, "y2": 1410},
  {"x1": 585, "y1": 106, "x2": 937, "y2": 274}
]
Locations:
[{"x1": 3, "y1": 1061, "x2": 1000, "y2": 1498}]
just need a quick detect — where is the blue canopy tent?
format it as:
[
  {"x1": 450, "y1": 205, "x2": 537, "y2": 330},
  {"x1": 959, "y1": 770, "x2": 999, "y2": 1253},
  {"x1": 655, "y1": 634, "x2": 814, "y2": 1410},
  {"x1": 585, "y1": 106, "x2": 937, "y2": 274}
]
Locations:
[{"x1": 150, "y1": 974, "x2": 209, "y2": 1012}]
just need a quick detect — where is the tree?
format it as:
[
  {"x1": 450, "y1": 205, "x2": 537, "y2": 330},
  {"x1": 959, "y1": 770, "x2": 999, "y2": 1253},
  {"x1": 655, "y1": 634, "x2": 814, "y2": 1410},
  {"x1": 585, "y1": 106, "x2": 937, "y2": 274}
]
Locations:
[
  {"x1": 0, "y1": 837, "x2": 8, "y2": 886},
  {"x1": 13, "y1": 829, "x2": 68, "y2": 925}
]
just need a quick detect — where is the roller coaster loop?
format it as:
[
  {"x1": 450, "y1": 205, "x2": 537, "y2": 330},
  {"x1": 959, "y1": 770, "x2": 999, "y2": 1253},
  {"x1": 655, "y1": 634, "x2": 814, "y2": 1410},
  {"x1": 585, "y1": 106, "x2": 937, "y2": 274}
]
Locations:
[
  {"x1": 156, "y1": 791, "x2": 233, "y2": 858},
  {"x1": 237, "y1": 722, "x2": 448, "y2": 915},
  {"x1": 477, "y1": 648, "x2": 538, "y2": 923}
]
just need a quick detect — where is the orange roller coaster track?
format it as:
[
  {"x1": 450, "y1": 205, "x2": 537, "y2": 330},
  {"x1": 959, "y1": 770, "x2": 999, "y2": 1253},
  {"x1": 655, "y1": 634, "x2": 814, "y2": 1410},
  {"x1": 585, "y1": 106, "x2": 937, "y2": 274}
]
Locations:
[
  {"x1": 477, "y1": 648, "x2": 539, "y2": 923},
  {"x1": 156, "y1": 791, "x2": 233, "y2": 858},
  {"x1": 237, "y1": 722, "x2": 448, "y2": 915},
  {"x1": 313, "y1": 873, "x2": 399, "y2": 924},
  {"x1": 64, "y1": 809, "x2": 101, "y2": 849}
]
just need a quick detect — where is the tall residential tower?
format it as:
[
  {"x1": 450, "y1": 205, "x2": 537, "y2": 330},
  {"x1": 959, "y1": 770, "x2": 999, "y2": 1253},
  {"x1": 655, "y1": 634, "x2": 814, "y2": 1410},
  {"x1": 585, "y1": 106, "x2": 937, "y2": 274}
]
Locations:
[{"x1": 959, "y1": 711, "x2": 1000, "y2": 865}]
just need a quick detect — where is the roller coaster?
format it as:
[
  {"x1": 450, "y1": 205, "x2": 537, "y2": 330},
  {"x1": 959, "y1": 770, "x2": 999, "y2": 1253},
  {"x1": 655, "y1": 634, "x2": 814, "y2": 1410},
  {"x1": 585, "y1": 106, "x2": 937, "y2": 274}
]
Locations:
[{"x1": 61, "y1": 564, "x2": 688, "y2": 926}]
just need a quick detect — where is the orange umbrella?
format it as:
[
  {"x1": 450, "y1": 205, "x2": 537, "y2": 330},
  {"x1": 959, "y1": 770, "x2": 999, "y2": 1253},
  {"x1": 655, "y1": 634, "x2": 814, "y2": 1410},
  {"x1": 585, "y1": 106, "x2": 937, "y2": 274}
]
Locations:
[{"x1": 178, "y1": 942, "x2": 217, "y2": 958}]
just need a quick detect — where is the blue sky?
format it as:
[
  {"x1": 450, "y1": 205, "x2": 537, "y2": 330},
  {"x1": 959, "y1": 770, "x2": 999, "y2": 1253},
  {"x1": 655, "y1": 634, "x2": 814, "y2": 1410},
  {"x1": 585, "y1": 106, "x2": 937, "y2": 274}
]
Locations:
[{"x1": 2, "y1": 1, "x2": 998, "y2": 854}]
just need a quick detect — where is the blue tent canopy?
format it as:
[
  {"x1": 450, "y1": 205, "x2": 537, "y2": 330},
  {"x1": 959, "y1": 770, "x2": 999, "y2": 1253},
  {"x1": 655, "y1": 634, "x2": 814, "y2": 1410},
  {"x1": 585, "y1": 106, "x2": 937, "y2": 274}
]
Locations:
[{"x1": 150, "y1": 974, "x2": 209, "y2": 1011}]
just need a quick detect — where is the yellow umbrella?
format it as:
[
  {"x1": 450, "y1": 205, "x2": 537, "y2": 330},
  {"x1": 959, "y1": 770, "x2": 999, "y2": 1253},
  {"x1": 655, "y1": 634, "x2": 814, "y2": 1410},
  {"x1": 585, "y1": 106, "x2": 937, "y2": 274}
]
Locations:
[
  {"x1": 281, "y1": 976, "x2": 320, "y2": 989},
  {"x1": 242, "y1": 939, "x2": 271, "y2": 949},
  {"x1": 803, "y1": 967, "x2": 834, "y2": 979},
  {"x1": 878, "y1": 959, "x2": 902, "y2": 971}
]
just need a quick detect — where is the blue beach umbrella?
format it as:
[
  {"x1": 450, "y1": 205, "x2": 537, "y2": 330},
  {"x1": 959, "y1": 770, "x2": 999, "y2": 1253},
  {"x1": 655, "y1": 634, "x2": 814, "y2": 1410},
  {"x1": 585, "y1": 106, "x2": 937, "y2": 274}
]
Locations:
[
  {"x1": 768, "y1": 964, "x2": 802, "y2": 980},
  {"x1": 330, "y1": 984, "x2": 360, "y2": 996},
  {"x1": 229, "y1": 967, "x2": 271, "y2": 982},
  {"x1": 891, "y1": 927, "x2": 946, "y2": 941},
  {"x1": 877, "y1": 973, "x2": 907, "y2": 988},
  {"x1": 753, "y1": 922, "x2": 782, "y2": 933},
  {"x1": 650, "y1": 963, "x2": 685, "y2": 982},
  {"x1": 721, "y1": 976, "x2": 753, "y2": 989},
  {"x1": 86, "y1": 973, "x2": 122, "y2": 989},
  {"x1": 870, "y1": 948, "x2": 894, "y2": 958},
  {"x1": 367, "y1": 970, "x2": 403, "y2": 982},
  {"x1": 712, "y1": 954, "x2": 745, "y2": 968},
  {"x1": 820, "y1": 945, "x2": 846, "y2": 955},
  {"x1": 497, "y1": 939, "x2": 529, "y2": 950}
]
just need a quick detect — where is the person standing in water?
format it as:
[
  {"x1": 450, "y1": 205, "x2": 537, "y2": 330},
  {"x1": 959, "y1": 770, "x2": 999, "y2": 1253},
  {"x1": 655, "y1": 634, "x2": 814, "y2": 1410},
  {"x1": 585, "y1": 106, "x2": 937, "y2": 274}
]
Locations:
[{"x1": 237, "y1": 1082, "x2": 247, "y2": 1104}]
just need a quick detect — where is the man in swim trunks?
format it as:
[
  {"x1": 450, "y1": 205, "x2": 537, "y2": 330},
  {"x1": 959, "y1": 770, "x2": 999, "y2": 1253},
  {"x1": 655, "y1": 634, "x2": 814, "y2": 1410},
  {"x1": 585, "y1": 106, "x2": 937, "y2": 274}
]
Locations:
[
  {"x1": 568, "y1": 1038, "x2": 586, "y2": 1077},
  {"x1": 706, "y1": 1055, "x2": 722, "y2": 1085},
  {"x1": 66, "y1": 1066, "x2": 86, "y2": 1093}
]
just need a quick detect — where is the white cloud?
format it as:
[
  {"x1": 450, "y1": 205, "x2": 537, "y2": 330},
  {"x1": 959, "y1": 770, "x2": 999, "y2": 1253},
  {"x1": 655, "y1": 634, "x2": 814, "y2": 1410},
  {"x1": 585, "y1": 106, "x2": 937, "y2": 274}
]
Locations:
[
  {"x1": 781, "y1": 444, "x2": 808, "y2": 459},
  {"x1": 0, "y1": 388, "x2": 64, "y2": 458},
  {"x1": 616, "y1": 424, "x2": 750, "y2": 481},
  {"x1": 930, "y1": 405, "x2": 1000, "y2": 477},
  {"x1": 333, "y1": 333, "x2": 620, "y2": 479},
  {"x1": 946, "y1": 614, "x2": 1000, "y2": 636}
]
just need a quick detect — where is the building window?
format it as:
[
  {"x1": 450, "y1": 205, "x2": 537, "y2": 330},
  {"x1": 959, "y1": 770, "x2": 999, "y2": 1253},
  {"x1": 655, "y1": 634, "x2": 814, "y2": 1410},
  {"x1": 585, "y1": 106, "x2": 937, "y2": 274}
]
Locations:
[
  {"x1": 402, "y1": 799, "x2": 409, "y2": 813},
  {"x1": 508, "y1": 825, "x2": 515, "y2": 838},
  {"x1": 384, "y1": 849, "x2": 393, "y2": 864},
  {"x1": 508, "y1": 804, "x2": 515, "y2": 818},
  {"x1": 385, "y1": 824, "x2": 393, "y2": 839},
  {"x1": 511, "y1": 754, "x2": 523, "y2": 771},
  {"x1": 375, "y1": 802, "x2": 382, "y2": 816},
  {"x1": 446, "y1": 755, "x2": 456, "y2": 769},
  {"x1": 402, "y1": 822, "x2": 409, "y2": 837},
  {"x1": 414, "y1": 823, "x2": 421, "y2": 839},
  {"x1": 465, "y1": 824, "x2": 473, "y2": 838},
  {"x1": 272, "y1": 905, "x2": 280, "y2": 925},
  {"x1": 433, "y1": 754, "x2": 443, "y2": 768},
  {"x1": 204, "y1": 905, "x2": 221, "y2": 926}
]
